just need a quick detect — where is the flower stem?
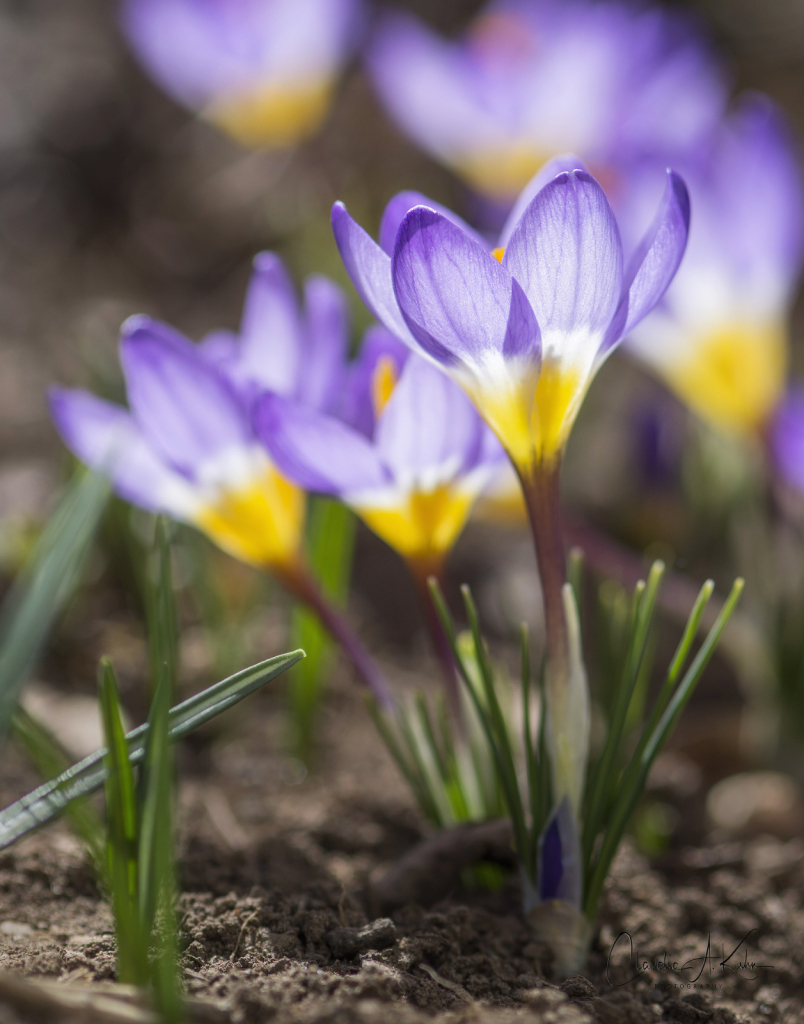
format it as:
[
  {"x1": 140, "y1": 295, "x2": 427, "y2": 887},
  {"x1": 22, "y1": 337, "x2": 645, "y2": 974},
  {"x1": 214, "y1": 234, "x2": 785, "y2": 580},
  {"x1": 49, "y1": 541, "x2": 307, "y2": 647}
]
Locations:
[
  {"x1": 276, "y1": 560, "x2": 394, "y2": 709},
  {"x1": 408, "y1": 556, "x2": 461, "y2": 718},
  {"x1": 517, "y1": 458, "x2": 568, "y2": 677}
]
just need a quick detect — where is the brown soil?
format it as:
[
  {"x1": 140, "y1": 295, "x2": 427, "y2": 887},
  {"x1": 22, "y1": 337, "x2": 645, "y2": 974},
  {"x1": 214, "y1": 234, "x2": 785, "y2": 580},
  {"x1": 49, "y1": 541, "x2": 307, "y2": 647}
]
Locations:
[{"x1": 0, "y1": 664, "x2": 800, "y2": 1024}]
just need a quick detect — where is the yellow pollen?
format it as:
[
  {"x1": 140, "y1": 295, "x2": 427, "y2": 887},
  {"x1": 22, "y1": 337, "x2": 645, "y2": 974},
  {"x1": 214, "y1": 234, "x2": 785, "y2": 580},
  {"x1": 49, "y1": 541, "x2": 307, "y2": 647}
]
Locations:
[
  {"x1": 665, "y1": 322, "x2": 787, "y2": 435},
  {"x1": 194, "y1": 467, "x2": 305, "y2": 570},
  {"x1": 491, "y1": 247, "x2": 505, "y2": 263},
  {"x1": 358, "y1": 485, "x2": 474, "y2": 561},
  {"x1": 205, "y1": 78, "x2": 334, "y2": 148},
  {"x1": 371, "y1": 355, "x2": 398, "y2": 418}
]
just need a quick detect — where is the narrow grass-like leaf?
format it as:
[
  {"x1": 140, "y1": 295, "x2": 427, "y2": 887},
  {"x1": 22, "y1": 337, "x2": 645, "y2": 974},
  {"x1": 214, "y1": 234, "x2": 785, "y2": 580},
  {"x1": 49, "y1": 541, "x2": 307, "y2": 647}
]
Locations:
[
  {"x1": 583, "y1": 578, "x2": 744, "y2": 919},
  {"x1": 0, "y1": 471, "x2": 108, "y2": 737},
  {"x1": 583, "y1": 563, "x2": 664, "y2": 861},
  {"x1": 99, "y1": 658, "x2": 147, "y2": 986},
  {"x1": 11, "y1": 705, "x2": 106, "y2": 880},
  {"x1": 365, "y1": 697, "x2": 441, "y2": 825},
  {"x1": 0, "y1": 650, "x2": 304, "y2": 850},
  {"x1": 138, "y1": 520, "x2": 177, "y2": 935},
  {"x1": 139, "y1": 672, "x2": 180, "y2": 1020},
  {"x1": 454, "y1": 583, "x2": 529, "y2": 868}
]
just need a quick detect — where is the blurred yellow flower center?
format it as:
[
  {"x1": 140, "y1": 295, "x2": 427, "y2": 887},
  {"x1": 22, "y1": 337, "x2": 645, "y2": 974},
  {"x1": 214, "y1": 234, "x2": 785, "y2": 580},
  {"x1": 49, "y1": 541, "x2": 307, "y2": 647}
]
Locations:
[
  {"x1": 492, "y1": 247, "x2": 505, "y2": 262},
  {"x1": 371, "y1": 355, "x2": 398, "y2": 418},
  {"x1": 456, "y1": 148, "x2": 548, "y2": 202},
  {"x1": 205, "y1": 78, "x2": 334, "y2": 148},
  {"x1": 665, "y1": 322, "x2": 787, "y2": 435},
  {"x1": 195, "y1": 467, "x2": 305, "y2": 569},
  {"x1": 358, "y1": 485, "x2": 473, "y2": 561}
]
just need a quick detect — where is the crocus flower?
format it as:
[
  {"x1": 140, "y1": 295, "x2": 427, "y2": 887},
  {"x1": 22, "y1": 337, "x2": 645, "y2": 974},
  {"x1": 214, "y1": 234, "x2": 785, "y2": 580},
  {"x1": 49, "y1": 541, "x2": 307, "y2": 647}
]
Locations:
[
  {"x1": 332, "y1": 157, "x2": 688, "y2": 819},
  {"x1": 367, "y1": 0, "x2": 724, "y2": 202},
  {"x1": 50, "y1": 254, "x2": 391, "y2": 705},
  {"x1": 256, "y1": 350, "x2": 503, "y2": 577},
  {"x1": 255, "y1": 343, "x2": 504, "y2": 705},
  {"x1": 626, "y1": 94, "x2": 804, "y2": 437},
  {"x1": 121, "y1": 0, "x2": 363, "y2": 147},
  {"x1": 770, "y1": 386, "x2": 804, "y2": 495},
  {"x1": 333, "y1": 159, "x2": 690, "y2": 478}
]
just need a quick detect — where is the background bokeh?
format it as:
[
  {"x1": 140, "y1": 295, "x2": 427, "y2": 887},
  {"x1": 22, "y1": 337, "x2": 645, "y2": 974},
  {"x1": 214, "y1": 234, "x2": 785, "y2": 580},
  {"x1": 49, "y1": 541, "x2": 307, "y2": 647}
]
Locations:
[{"x1": 0, "y1": 0, "x2": 802, "y2": 701}]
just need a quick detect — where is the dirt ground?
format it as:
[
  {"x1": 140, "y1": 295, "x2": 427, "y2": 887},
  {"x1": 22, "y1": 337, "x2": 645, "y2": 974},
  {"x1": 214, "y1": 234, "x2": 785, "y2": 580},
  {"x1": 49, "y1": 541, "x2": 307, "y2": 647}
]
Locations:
[{"x1": 0, "y1": 659, "x2": 800, "y2": 1024}]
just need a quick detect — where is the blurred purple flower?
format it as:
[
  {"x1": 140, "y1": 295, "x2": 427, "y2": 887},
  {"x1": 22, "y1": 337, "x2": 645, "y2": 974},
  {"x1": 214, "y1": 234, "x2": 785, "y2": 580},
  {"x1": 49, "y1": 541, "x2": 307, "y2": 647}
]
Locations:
[
  {"x1": 771, "y1": 386, "x2": 804, "y2": 494},
  {"x1": 625, "y1": 94, "x2": 804, "y2": 436},
  {"x1": 367, "y1": 0, "x2": 725, "y2": 201},
  {"x1": 332, "y1": 157, "x2": 689, "y2": 472},
  {"x1": 121, "y1": 0, "x2": 363, "y2": 147},
  {"x1": 255, "y1": 352, "x2": 504, "y2": 571},
  {"x1": 49, "y1": 253, "x2": 350, "y2": 571}
]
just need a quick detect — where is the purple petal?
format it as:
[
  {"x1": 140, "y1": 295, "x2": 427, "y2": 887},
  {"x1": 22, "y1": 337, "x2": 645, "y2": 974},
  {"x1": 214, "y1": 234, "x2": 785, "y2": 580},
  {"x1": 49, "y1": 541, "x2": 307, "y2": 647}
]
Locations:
[
  {"x1": 199, "y1": 329, "x2": 239, "y2": 371},
  {"x1": 498, "y1": 155, "x2": 589, "y2": 249},
  {"x1": 392, "y1": 207, "x2": 541, "y2": 368},
  {"x1": 297, "y1": 275, "x2": 349, "y2": 412},
  {"x1": 366, "y1": 12, "x2": 489, "y2": 170},
  {"x1": 604, "y1": 169, "x2": 690, "y2": 352},
  {"x1": 254, "y1": 393, "x2": 389, "y2": 496},
  {"x1": 771, "y1": 386, "x2": 804, "y2": 494},
  {"x1": 49, "y1": 387, "x2": 197, "y2": 517},
  {"x1": 538, "y1": 797, "x2": 582, "y2": 909},
  {"x1": 503, "y1": 170, "x2": 623, "y2": 343},
  {"x1": 236, "y1": 252, "x2": 304, "y2": 395},
  {"x1": 122, "y1": 0, "x2": 363, "y2": 109},
  {"x1": 331, "y1": 201, "x2": 420, "y2": 348},
  {"x1": 121, "y1": 316, "x2": 251, "y2": 478},
  {"x1": 339, "y1": 326, "x2": 411, "y2": 437},
  {"x1": 374, "y1": 356, "x2": 485, "y2": 483},
  {"x1": 379, "y1": 190, "x2": 487, "y2": 256}
]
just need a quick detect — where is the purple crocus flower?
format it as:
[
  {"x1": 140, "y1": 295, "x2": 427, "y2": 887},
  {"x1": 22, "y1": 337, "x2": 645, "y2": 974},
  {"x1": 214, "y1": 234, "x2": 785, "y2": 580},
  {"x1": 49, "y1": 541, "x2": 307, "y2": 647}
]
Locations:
[
  {"x1": 121, "y1": 0, "x2": 363, "y2": 147},
  {"x1": 367, "y1": 0, "x2": 724, "y2": 202},
  {"x1": 771, "y1": 386, "x2": 804, "y2": 495},
  {"x1": 255, "y1": 350, "x2": 504, "y2": 576},
  {"x1": 50, "y1": 253, "x2": 393, "y2": 704},
  {"x1": 625, "y1": 94, "x2": 804, "y2": 436},
  {"x1": 50, "y1": 252, "x2": 349, "y2": 572},
  {"x1": 333, "y1": 157, "x2": 690, "y2": 473}
]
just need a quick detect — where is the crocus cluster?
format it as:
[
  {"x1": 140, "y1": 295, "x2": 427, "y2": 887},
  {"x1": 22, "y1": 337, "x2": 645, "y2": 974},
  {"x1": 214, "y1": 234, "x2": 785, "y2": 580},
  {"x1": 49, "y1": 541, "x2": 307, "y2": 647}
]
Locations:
[
  {"x1": 51, "y1": 254, "x2": 394, "y2": 705},
  {"x1": 367, "y1": 0, "x2": 725, "y2": 203},
  {"x1": 121, "y1": 0, "x2": 362, "y2": 147}
]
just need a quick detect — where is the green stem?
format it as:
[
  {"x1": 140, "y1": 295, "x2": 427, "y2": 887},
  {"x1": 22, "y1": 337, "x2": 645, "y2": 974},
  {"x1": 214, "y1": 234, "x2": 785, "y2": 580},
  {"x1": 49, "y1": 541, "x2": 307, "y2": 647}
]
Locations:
[
  {"x1": 517, "y1": 459, "x2": 568, "y2": 679},
  {"x1": 276, "y1": 560, "x2": 394, "y2": 710}
]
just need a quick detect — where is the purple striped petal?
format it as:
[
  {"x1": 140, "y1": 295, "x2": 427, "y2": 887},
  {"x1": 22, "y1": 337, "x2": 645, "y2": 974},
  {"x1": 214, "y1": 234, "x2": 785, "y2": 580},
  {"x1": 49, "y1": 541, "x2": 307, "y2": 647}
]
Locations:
[
  {"x1": 121, "y1": 316, "x2": 250, "y2": 478},
  {"x1": 379, "y1": 190, "x2": 487, "y2": 256},
  {"x1": 340, "y1": 326, "x2": 410, "y2": 437},
  {"x1": 49, "y1": 387, "x2": 197, "y2": 517},
  {"x1": 503, "y1": 170, "x2": 623, "y2": 344},
  {"x1": 237, "y1": 252, "x2": 304, "y2": 395},
  {"x1": 604, "y1": 170, "x2": 690, "y2": 352},
  {"x1": 374, "y1": 356, "x2": 485, "y2": 484},
  {"x1": 331, "y1": 201, "x2": 419, "y2": 348},
  {"x1": 392, "y1": 207, "x2": 541, "y2": 368},
  {"x1": 298, "y1": 275, "x2": 349, "y2": 412},
  {"x1": 254, "y1": 393, "x2": 390, "y2": 496},
  {"x1": 499, "y1": 155, "x2": 589, "y2": 249}
]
